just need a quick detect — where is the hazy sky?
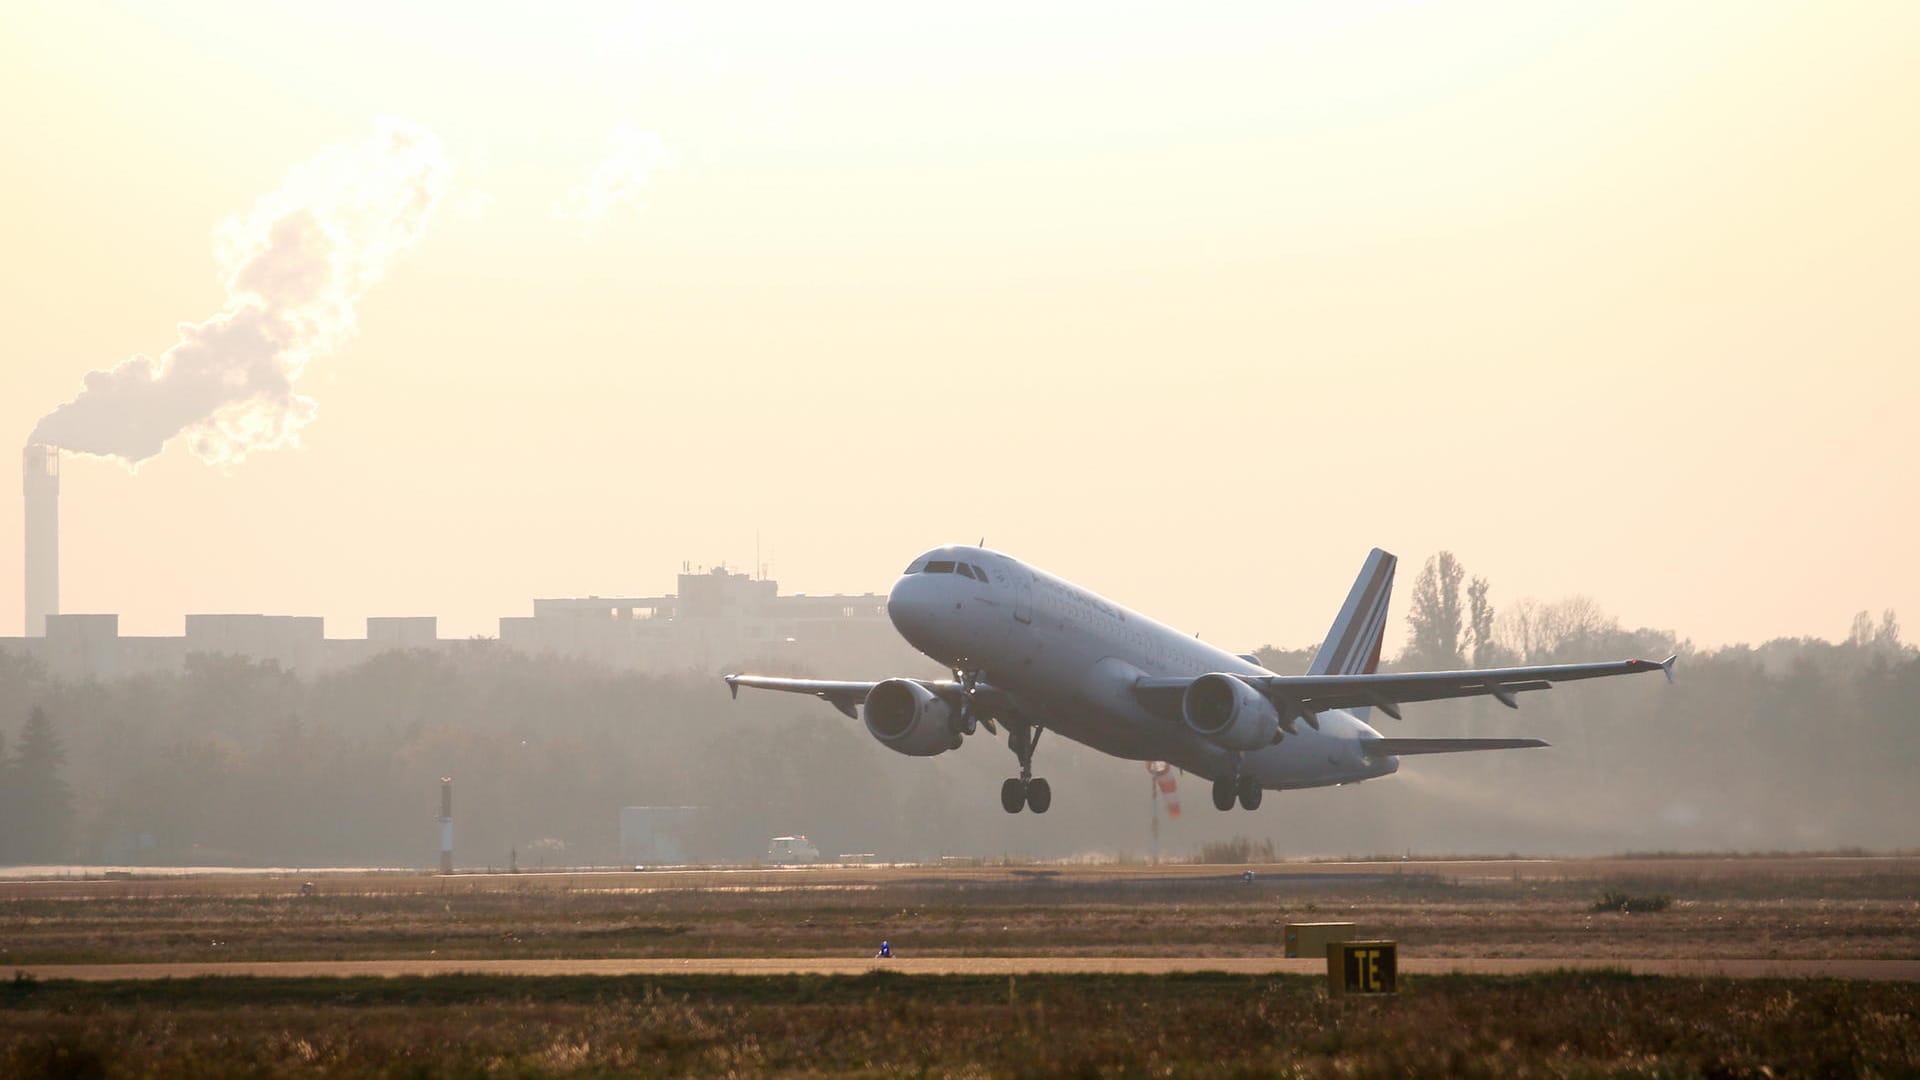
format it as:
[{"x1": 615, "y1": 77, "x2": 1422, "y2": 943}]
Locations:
[{"x1": 3, "y1": 2, "x2": 1915, "y2": 653}]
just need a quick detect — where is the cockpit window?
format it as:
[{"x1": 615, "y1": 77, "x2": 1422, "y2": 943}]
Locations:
[
  {"x1": 956, "y1": 563, "x2": 977, "y2": 579},
  {"x1": 903, "y1": 560, "x2": 926, "y2": 574},
  {"x1": 925, "y1": 560, "x2": 955, "y2": 574},
  {"x1": 974, "y1": 564, "x2": 991, "y2": 581}
]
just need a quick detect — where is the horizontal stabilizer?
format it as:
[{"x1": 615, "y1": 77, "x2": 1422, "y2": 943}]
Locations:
[{"x1": 1362, "y1": 737, "x2": 1548, "y2": 757}]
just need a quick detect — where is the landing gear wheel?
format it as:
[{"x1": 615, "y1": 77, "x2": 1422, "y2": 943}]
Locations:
[
  {"x1": 1212, "y1": 776, "x2": 1237, "y2": 812},
  {"x1": 1004, "y1": 722, "x2": 1049, "y2": 815},
  {"x1": 1237, "y1": 775, "x2": 1263, "y2": 811},
  {"x1": 1026, "y1": 777, "x2": 1052, "y2": 814},
  {"x1": 1001, "y1": 777, "x2": 1026, "y2": 814}
]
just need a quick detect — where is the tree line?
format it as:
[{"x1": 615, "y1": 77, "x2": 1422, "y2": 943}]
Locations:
[{"x1": 2, "y1": 553, "x2": 1915, "y2": 866}]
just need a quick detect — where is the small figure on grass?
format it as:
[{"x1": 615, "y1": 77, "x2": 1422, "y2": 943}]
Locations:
[{"x1": 876, "y1": 940, "x2": 892, "y2": 959}]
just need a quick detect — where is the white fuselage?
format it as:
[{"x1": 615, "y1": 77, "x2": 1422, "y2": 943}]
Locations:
[{"x1": 886, "y1": 546, "x2": 1398, "y2": 790}]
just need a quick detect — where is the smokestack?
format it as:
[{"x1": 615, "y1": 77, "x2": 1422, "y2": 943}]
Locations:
[{"x1": 22, "y1": 444, "x2": 58, "y2": 638}]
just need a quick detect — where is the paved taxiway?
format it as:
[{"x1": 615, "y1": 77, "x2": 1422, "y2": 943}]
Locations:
[{"x1": 5, "y1": 854, "x2": 1915, "y2": 901}]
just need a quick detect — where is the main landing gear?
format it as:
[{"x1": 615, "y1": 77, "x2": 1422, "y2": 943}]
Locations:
[
  {"x1": 1211, "y1": 771, "x2": 1264, "y2": 811},
  {"x1": 1001, "y1": 722, "x2": 1051, "y2": 814}
]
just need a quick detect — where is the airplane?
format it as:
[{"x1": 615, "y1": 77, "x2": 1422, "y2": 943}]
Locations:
[{"x1": 725, "y1": 546, "x2": 1675, "y2": 814}]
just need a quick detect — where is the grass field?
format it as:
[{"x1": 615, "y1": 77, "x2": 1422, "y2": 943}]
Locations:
[
  {"x1": 5, "y1": 860, "x2": 1918, "y2": 965},
  {"x1": 4, "y1": 970, "x2": 1918, "y2": 1077},
  {"x1": 5, "y1": 858, "x2": 1916, "y2": 1076}
]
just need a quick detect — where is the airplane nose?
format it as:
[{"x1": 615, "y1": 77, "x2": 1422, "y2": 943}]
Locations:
[
  {"x1": 887, "y1": 574, "x2": 938, "y2": 651},
  {"x1": 886, "y1": 574, "x2": 921, "y2": 631}
]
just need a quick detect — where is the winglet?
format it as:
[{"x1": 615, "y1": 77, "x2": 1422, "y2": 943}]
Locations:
[
  {"x1": 1659, "y1": 654, "x2": 1677, "y2": 684},
  {"x1": 725, "y1": 674, "x2": 739, "y2": 699}
]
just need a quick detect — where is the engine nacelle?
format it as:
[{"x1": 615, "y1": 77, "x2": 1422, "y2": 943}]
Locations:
[
  {"x1": 863, "y1": 678, "x2": 963, "y2": 757},
  {"x1": 1182, "y1": 673, "x2": 1283, "y2": 751}
]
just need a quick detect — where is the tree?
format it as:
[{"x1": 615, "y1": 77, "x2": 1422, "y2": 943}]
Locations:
[
  {"x1": 1252, "y1": 643, "x2": 1317, "y2": 675},
  {"x1": 1851, "y1": 609, "x2": 1907, "y2": 656},
  {"x1": 1497, "y1": 595, "x2": 1624, "y2": 662},
  {"x1": 1464, "y1": 576, "x2": 1497, "y2": 666},
  {"x1": 12, "y1": 706, "x2": 74, "y2": 863},
  {"x1": 1404, "y1": 552, "x2": 1466, "y2": 669}
]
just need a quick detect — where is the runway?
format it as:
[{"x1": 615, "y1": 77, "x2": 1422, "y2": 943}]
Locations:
[
  {"x1": 12, "y1": 857, "x2": 1916, "y2": 983},
  {"x1": 6, "y1": 853, "x2": 1916, "y2": 900},
  {"x1": 15, "y1": 956, "x2": 1920, "y2": 981}
]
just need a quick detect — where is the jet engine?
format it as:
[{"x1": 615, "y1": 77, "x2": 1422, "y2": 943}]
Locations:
[
  {"x1": 863, "y1": 678, "x2": 963, "y2": 757},
  {"x1": 1182, "y1": 673, "x2": 1283, "y2": 751}
]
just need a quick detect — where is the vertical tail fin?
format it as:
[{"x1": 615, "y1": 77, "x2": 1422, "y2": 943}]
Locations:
[{"x1": 1307, "y1": 549, "x2": 1397, "y2": 720}]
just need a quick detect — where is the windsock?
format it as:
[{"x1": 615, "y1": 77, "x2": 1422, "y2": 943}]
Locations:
[{"x1": 1147, "y1": 761, "x2": 1181, "y2": 818}]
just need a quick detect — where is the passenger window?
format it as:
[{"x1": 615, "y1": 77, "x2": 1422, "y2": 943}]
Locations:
[
  {"x1": 956, "y1": 563, "x2": 977, "y2": 579},
  {"x1": 926, "y1": 560, "x2": 955, "y2": 574}
]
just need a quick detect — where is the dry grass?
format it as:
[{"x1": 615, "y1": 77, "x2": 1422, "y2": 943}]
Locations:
[
  {"x1": 7, "y1": 862, "x2": 1917, "y2": 1076},
  {"x1": 6, "y1": 866, "x2": 1920, "y2": 965},
  {"x1": 3, "y1": 971, "x2": 1917, "y2": 1078}
]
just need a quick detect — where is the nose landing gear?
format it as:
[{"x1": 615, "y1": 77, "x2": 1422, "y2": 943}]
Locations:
[
  {"x1": 1000, "y1": 722, "x2": 1050, "y2": 813},
  {"x1": 952, "y1": 668, "x2": 982, "y2": 736}
]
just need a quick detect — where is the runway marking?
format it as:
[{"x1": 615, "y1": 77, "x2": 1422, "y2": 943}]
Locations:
[{"x1": 13, "y1": 957, "x2": 1919, "y2": 981}]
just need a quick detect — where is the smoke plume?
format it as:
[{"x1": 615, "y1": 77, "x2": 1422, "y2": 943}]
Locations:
[
  {"x1": 30, "y1": 121, "x2": 448, "y2": 466},
  {"x1": 554, "y1": 127, "x2": 673, "y2": 226}
]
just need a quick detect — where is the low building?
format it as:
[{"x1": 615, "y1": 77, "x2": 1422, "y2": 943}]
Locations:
[
  {"x1": 0, "y1": 564, "x2": 921, "y2": 680},
  {"x1": 499, "y1": 565, "x2": 915, "y2": 674}
]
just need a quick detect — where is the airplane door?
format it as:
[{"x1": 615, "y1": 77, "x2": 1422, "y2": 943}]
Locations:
[{"x1": 1014, "y1": 573, "x2": 1033, "y2": 625}]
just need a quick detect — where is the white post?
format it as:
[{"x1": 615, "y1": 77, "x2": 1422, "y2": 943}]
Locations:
[
  {"x1": 439, "y1": 776, "x2": 453, "y2": 875},
  {"x1": 1150, "y1": 771, "x2": 1160, "y2": 866}
]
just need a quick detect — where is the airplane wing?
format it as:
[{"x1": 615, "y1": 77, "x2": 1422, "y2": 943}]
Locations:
[
  {"x1": 1362, "y1": 737, "x2": 1548, "y2": 756},
  {"x1": 724, "y1": 674, "x2": 1023, "y2": 729},
  {"x1": 723, "y1": 676, "x2": 892, "y2": 719},
  {"x1": 1131, "y1": 655, "x2": 1676, "y2": 725}
]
